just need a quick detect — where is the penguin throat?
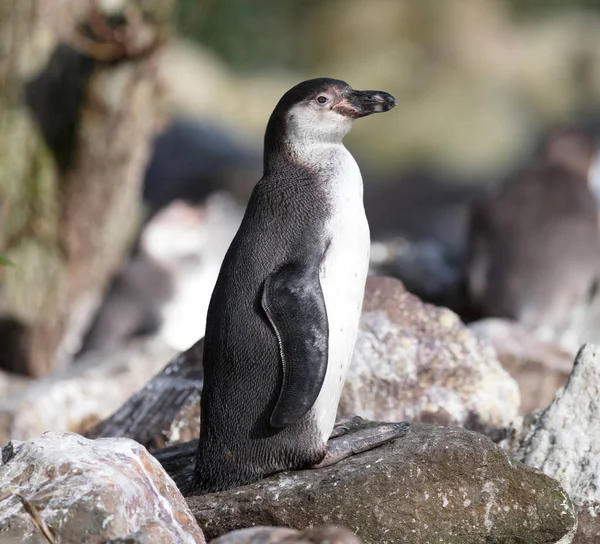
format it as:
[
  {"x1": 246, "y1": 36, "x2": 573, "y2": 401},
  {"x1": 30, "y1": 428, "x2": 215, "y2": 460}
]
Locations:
[
  {"x1": 262, "y1": 106, "x2": 353, "y2": 173},
  {"x1": 285, "y1": 106, "x2": 353, "y2": 146}
]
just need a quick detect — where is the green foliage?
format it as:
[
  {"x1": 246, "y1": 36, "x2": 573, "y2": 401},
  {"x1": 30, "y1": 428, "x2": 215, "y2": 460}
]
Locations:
[
  {"x1": 0, "y1": 254, "x2": 14, "y2": 267},
  {"x1": 505, "y1": 0, "x2": 600, "y2": 17},
  {"x1": 175, "y1": 0, "x2": 321, "y2": 71},
  {"x1": 175, "y1": 0, "x2": 600, "y2": 72}
]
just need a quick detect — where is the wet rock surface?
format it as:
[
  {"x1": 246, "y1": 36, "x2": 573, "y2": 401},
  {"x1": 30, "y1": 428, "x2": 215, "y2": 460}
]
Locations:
[
  {"x1": 210, "y1": 526, "x2": 362, "y2": 544},
  {"x1": 187, "y1": 423, "x2": 575, "y2": 544},
  {"x1": 340, "y1": 276, "x2": 520, "y2": 433},
  {"x1": 0, "y1": 431, "x2": 204, "y2": 543}
]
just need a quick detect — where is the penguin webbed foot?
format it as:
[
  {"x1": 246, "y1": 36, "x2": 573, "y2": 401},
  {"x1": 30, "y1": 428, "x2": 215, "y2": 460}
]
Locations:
[
  {"x1": 329, "y1": 415, "x2": 367, "y2": 438},
  {"x1": 314, "y1": 420, "x2": 410, "y2": 468}
]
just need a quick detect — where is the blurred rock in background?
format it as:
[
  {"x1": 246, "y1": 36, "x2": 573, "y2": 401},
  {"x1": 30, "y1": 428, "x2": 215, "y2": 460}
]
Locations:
[
  {"x1": 142, "y1": 117, "x2": 261, "y2": 217},
  {"x1": 0, "y1": 337, "x2": 176, "y2": 445}
]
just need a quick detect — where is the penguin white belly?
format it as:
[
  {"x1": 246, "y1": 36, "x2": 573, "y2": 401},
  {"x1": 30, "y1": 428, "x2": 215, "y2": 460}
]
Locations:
[{"x1": 310, "y1": 148, "x2": 370, "y2": 442}]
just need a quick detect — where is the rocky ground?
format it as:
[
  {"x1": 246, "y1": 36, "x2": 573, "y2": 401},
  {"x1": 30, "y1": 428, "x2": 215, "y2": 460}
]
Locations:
[{"x1": 1, "y1": 275, "x2": 599, "y2": 543}]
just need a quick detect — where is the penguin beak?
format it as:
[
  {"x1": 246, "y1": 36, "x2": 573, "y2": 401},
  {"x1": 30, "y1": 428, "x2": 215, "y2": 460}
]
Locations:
[{"x1": 335, "y1": 89, "x2": 397, "y2": 118}]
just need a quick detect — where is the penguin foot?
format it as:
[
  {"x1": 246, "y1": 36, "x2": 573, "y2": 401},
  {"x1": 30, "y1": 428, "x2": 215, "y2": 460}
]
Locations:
[
  {"x1": 314, "y1": 421, "x2": 410, "y2": 468},
  {"x1": 329, "y1": 415, "x2": 367, "y2": 438}
]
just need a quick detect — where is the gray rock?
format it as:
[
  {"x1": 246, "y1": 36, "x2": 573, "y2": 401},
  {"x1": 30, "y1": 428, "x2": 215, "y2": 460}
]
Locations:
[
  {"x1": 560, "y1": 291, "x2": 600, "y2": 355},
  {"x1": 187, "y1": 424, "x2": 575, "y2": 544},
  {"x1": 102, "y1": 521, "x2": 189, "y2": 543},
  {"x1": 86, "y1": 339, "x2": 203, "y2": 452},
  {"x1": 0, "y1": 431, "x2": 204, "y2": 543},
  {"x1": 341, "y1": 277, "x2": 520, "y2": 433},
  {"x1": 0, "y1": 338, "x2": 177, "y2": 445},
  {"x1": 209, "y1": 528, "x2": 298, "y2": 544},
  {"x1": 469, "y1": 318, "x2": 572, "y2": 414},
  {"x1": 0, "y1": 370, "x2": 30, "y2": 401},
  {"x1": 501, "y1": 343, "x2": 600, "y2": 505},
  {"x1": 210, "y1": 526, "x2": 361, "y2": 544},
  {"x1": 501, "y1": 343, "x2": 600, "y2": 542}
]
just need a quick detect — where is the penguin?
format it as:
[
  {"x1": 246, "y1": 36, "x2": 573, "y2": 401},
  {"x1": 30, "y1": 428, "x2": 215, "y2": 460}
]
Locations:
[
  {"x1": 465, "y1": 126, "x2": 600, "y2": 336},
  {"x1": 190, "y1": 78, "x2": 405, "y2": 494},
  {"x1": 79, "y1": 193, "x2": 244, "y2": 354},
  {"x1": 542, "y1": 127, "x2": 600, "y2": 206},
  {"x1": 542, "y1": 127, "x2": 598, "y2": 185}
]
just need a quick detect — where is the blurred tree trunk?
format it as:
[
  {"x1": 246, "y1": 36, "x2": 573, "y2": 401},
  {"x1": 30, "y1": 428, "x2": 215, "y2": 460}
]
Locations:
[{"x1": 0, "y1": 0, "x2": 173, "y2": 377}]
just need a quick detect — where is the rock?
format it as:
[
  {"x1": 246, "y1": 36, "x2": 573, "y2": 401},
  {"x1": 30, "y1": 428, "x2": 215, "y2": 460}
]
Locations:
[
  {"x1": 210, "y1": 526, "x2": 361, "y2": 544},
  {"x1": 501, "y1": 343, "x2": 600, "y2": 504},
  {"x1": 574, "y1": 509, "x2": 600, "y2": 544},
  {"x1": 369, "y1": 236, "x2": 464, "y2": 311},
  {"x1": 469, "y1": 318, "x2": 572, "y2": 414},
  {"x1": 501, "y1": 343, "x2": 600, "y2": 542},
  {"x1": 101, "y1": 522, "x2": 184, "y2": 543},
  {"x1": 102, "y1": 522, "x2": 190, "y2": 543},
  {"x1": 0, "y1": 338, "x2": 177, "y2": 445},
  {"x1": 0, "y1": 369, "x2": 30, "y2": 400},
  {"x1": 340, "y1": 276, "x2": 520, "y2": 433},
  {"x1": 559, "y1": 290, "x2": 600, "y2": 356},
  {"x1": 0, "y1": 431, "x2": 204, "y2": 543},
  {"x1": 143, "y1": 118, "x2": 260, "y2": 214},
  {"x1": 187, "y1": 423, "x2": 575, "y2": 543},
  {"x1": 86, "y1": 339, "x2": 203, "y2": 452}
]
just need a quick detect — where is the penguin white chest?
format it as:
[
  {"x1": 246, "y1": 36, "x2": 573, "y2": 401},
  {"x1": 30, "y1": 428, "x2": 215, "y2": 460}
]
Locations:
[{"x1": 311, "y1": 147, "x2": 370, "y2": 441}]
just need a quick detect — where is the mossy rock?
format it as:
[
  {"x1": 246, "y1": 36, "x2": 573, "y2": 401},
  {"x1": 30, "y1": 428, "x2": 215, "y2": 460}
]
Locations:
[{"x1": 188, "y1": 424, "x2": 576, "y2": 543}]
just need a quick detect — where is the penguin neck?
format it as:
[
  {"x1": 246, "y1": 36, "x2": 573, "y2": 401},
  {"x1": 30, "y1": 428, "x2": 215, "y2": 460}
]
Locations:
[
  {"x1": 263, "y1": 112, "x2": 351, "y2": 175},
  {"x1": 264, "y1": 138, "x2": 350, "y2": 177}
]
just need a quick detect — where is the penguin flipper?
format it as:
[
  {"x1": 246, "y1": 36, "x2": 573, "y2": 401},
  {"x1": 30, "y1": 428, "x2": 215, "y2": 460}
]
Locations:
[{"x1": 262, "y1": 262, "x2": 328, "y2": 429}]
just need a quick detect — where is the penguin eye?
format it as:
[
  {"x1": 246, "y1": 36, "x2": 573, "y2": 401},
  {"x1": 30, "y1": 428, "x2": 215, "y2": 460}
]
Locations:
[{"x1": 316, "y1": 95, "x2": 329, "y2": 105}]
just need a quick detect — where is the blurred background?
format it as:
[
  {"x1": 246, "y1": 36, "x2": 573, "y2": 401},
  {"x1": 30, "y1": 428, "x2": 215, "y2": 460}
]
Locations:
[{"x1": 1, "y1": 0, "x2": 600, "y2": 385}]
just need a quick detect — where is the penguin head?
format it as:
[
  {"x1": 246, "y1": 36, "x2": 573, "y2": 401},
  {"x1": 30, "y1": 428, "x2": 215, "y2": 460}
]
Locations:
[
  {"x1": 265, "y1": 78, "x2": 396, "y2": 150},
  {"x1": 542, "y1": 127, "x2": 598, "y2": 182}
]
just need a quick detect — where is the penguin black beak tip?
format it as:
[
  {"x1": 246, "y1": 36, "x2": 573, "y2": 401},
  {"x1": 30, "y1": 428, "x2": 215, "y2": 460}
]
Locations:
[
  {"x1": 339, "y1": 89, "x2": 397, "y2": 117},
  {"x1": 377, "y1": 92, "x2": 397, "y2": 112}
]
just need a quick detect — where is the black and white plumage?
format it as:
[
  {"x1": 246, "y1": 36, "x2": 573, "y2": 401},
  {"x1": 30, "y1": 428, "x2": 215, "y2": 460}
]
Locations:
[{"x1": 190, "y1": 78, "x2": 398, "y2": 494}]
